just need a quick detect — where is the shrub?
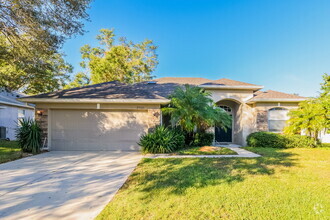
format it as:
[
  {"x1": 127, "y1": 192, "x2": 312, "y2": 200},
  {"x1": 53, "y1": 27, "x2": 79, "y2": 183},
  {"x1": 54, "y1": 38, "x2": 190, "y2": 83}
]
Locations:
[
  {"x1": 138, "y1": 126, "x2": 185, "y2": 153},
  {"x1": 285, "y1": 135, "x2": 316, "y2": 148},
  {"x1": 192, "y1": 132, "x2": 214, "y2": 147},
  {"x1": 247, "y1": 132, "x2": 286, "y2": 148},
  {"x1": 16, "y1": 118, "x2": 42, "y2": 154},
  {"x1": 247, "y1": 132, "x2": 317, "y2": 148}
]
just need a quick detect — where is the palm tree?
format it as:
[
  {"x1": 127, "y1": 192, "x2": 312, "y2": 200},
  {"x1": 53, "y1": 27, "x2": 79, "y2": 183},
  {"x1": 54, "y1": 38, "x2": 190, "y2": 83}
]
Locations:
[
  {"x1": 162, "y1": 84, "x2": 231, "y2": 134},
  {"x1": 284, "y1": 98, "x2": 326, "y2": 141}
]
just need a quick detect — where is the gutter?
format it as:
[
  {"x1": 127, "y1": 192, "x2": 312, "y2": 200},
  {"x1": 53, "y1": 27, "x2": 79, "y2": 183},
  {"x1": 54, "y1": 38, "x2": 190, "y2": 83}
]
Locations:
[
  {"x1": 0, "y1": 100, "x2": 35, "y2": 109},
  {"x1": 17, "y1": 98, "x2": 171, "y2": 105}
]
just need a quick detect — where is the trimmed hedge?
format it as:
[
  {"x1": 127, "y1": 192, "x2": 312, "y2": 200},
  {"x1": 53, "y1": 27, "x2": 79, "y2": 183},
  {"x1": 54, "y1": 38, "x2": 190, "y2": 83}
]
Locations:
[
  {"x1": 247, "y1": 132, "x2": 316, "y2": 148},
  {"x1": 138, "y1": 126, "x2": 185, "y2": 153}
]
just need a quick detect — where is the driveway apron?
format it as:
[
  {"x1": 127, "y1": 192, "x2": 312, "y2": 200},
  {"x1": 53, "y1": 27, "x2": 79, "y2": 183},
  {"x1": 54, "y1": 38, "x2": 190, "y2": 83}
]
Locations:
[{"x1": 0, "y1": 151, "x2": 142, "y2": 220}]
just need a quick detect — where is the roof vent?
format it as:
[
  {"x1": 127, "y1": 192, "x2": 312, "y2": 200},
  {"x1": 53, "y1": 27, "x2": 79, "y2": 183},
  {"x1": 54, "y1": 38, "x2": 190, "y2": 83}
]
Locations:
[{"x1": 147, "y1": 81, "x2": 157, "y2": 84}]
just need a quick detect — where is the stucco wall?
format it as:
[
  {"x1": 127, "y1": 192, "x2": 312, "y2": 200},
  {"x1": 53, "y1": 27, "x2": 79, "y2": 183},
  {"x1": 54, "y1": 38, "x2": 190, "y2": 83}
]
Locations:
[
  {"x1": 0, "y1": 105, "x2": 34, "y2": 140},
  {"x1": 206, "y1": 89, "x2": 256, "y2": 146},
  {"x1": 206, "y1": 90, "x2": 301, "y2": 146}
]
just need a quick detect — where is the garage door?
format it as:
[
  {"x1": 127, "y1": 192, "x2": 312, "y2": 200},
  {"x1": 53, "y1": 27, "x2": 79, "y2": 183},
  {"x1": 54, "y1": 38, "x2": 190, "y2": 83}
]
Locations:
[{"x1": 50, "y1": 109, "x2": 149, "y2": 151}]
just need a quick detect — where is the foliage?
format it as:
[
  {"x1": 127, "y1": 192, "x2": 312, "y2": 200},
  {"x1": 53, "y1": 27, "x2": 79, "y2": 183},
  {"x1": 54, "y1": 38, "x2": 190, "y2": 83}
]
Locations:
[
  {"x1": 96, "y1": 148, "x2": 330, "y2": 219},
  {"x1": 16, "y1": 118, "x2": 42, "y2": 154},
  {"x1": 285, "y1": 135, "x2": 316, "y2": 148},
  {"x1": 0, "y1": 35, "x2": 73, "y2": 94},
  {"x1": 247, "y1": 132, "x2": 316, "y2": 148},
  {"x1": 64, "y1": 72, "x2": 90, "y2": 89},
  {"x1": 247, "y1": 132, "x2": 287, "y2": 148},
  {"x1": 0, "y1": 0, "x2": 91, "y2": 94},
  {"x1": 162, "y1": 85, "x2": 232, "y2": 133},
  {"x1": 138, "y1": 126, "x2": 185, "y2": 153},
  {"x1": 191, "y1": 132, "x2": 215, "y2": 147},
  {"x1": 284, "y1": 73, "x2": 330, "y2": 140},
  {"x1": 79, "y1": 29, "x2": 158, "y2": 84},
  {"x1": 0, "y1": 141, "x2": 22, "y2": 164}
]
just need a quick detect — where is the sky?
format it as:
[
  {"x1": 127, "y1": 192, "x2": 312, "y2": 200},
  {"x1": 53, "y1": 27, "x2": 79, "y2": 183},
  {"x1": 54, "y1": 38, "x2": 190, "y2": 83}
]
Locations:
[{"x1": 62, "y1": 0, "x2": 330, "y2": 97}]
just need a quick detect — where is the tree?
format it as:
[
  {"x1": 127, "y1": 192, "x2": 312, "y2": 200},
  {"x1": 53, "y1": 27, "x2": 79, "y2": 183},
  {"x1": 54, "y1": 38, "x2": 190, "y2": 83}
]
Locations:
[
  {"x1": 0, "y1": 0, "x2": 91, "y2": 94},
  {"x1": 64, "y1": 72, "x2": 90, "y2": 89},
  {"x1": 162, "y1": 85, "x2": 232, "y2": 134},
  {"x1": 284, "y1": 73, "x2": 330, "y2": 141},
  {"x1": 0, "y1": 35, "x2": 72, "y2": 94},
  {"x1": 80, "y1": 29, "x2": 158, "y2": 84}
]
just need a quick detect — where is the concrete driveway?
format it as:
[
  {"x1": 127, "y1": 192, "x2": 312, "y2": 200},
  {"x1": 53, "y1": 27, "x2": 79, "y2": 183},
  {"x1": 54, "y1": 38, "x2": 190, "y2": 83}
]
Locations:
[{"x1": 0, "y1": 151, "x2": 142, "y2": 220}]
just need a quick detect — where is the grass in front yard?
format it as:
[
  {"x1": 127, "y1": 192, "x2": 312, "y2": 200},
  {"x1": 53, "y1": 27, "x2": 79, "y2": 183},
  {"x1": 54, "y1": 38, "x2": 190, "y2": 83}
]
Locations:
[
  {"x1": 97, "y1": 147, "x2": 330, "y2": 220},
  {"x1": 173, "y1": 146, "x2": 237, "y2": 155},
  {"x1": 0, "y1": 141, "x2": 22, "y2": 164}
]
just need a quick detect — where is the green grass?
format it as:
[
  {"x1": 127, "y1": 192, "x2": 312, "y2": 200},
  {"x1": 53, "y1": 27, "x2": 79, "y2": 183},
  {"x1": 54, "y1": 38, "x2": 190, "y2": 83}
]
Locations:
[
  {"x1": 173, "y1": 146, "x2": 237, "y2": 155},
  {"x1": 0, "y1": 141, "x2": 23, "y2": 164},
  {"x1": 97, "y1": 148, "x2": 330, "y2": 220}
]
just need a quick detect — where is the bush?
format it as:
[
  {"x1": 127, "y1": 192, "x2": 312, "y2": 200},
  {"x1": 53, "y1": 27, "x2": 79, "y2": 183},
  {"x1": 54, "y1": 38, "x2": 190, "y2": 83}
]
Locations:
[
  {"x1": 247, "y1": 132, "x2": 286, "y2": 148},
  {"x1": 285, "y1": 135, "x2": 316, "y2": 148},
  {"x1": 192, "y1": 132, "x2": 214, "y2": 147},
  {"x1": 247, "y1": 132, "x2": 317, "y2": 148},
  {"x1": 16, "y1": 118, "x2": 42, "y2": 154},
  {"x1": 138, "y1": 126, "x2": 185, "y2": 153}
]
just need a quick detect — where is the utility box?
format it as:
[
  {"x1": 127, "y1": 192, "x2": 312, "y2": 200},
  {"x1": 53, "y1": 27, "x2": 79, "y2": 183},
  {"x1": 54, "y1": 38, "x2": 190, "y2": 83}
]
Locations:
[{"x1": 0, "y1": 126, "x2": 6, "y2": 139}]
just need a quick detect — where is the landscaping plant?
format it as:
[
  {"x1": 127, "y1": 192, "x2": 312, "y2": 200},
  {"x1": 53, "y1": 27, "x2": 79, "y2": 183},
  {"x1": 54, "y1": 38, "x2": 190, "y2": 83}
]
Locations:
[
  {"x1": 247, "y1": 132, "x2": 316, "y2": 148},
  {"x1": 16, "y1": 118, "x2": 42, "y2": 154},
  {"x1": 138, "y1": 126, "x2": 185, "y2": 153},
  {"x1": 162, "y1": 84, "x2": 231, "y2": 146}
]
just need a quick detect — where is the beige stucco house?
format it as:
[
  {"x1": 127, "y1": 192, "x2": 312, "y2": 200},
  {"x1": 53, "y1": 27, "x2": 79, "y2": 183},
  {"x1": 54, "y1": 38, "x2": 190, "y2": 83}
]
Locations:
[{"x1": 19, "y1": 77, "x2": 305, "y2": 151}]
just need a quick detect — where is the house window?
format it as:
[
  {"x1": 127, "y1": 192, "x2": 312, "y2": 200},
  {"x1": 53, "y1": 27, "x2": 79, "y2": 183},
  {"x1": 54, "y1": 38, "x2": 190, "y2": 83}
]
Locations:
[
  {"x1": 268, "y1": 107, "x2": 289, "y2": 132},
  {"x1": 219, "y1": 105, "x2": 232, "y2": 114},
  {"x1": 18, "y1": 109, "x2": 26, "y2": 120}
]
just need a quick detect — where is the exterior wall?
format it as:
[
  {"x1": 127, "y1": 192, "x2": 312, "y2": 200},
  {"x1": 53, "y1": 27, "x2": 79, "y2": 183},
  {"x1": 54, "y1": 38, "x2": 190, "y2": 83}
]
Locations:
[
  {"x1": 0, "y1": 105, "x2": 34, "y2": 140},
  {"x1": 35, "y1": 103, "x2": 162, "y2": 148},
  {"x1": 253, "y1": 102, "x2": 300, "y2": 134},
  {"x1": 207, "y1": 89, "x2": 256, "y2": 146},
  {"x1": 206, "y1": 90, "x2": 301, "y2": 146}
]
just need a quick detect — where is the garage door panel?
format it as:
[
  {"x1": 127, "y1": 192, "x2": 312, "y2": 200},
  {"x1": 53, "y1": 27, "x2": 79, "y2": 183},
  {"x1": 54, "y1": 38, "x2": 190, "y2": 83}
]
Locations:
[{"x1": 51, "y1": 110, "x2": 148, "y2": 151}]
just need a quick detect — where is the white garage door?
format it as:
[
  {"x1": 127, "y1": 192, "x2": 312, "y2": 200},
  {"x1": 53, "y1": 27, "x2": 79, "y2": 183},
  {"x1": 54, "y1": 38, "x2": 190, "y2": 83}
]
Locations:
[{"x1": 50, "y1": 109, "x2": 149, "y2": 151}]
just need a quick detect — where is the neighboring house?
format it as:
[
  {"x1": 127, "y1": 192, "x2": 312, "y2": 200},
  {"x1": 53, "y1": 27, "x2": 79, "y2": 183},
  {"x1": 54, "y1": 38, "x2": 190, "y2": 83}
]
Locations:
[
  {"x1": 0, "y1": 89, "x2": 34, "y2": 140},
  {"x1": 19, "y1": 77, "x2": 306, "y2": 151}
]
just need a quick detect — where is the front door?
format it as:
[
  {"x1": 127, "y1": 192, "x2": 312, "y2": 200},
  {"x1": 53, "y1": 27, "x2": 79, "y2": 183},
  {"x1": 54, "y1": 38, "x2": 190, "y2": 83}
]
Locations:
[{"x1": 215, "y1": 126, "x2": 232, "y2": 142}]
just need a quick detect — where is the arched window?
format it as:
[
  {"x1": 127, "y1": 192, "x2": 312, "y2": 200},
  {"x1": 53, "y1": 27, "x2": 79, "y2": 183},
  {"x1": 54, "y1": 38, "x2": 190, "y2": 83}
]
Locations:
[
  {"x1": 219, "y1": 105, "x2": 232, "y2": 114},
  {"x1": 268, "y1": 107, "x2": 289, "y2": 132}
]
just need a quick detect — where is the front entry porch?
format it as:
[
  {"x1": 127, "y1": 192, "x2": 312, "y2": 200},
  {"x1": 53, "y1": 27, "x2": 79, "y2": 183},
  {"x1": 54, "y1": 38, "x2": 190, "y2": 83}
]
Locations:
[{"x1": 214, "y1": 99, "x2": 243, "y2": 145}]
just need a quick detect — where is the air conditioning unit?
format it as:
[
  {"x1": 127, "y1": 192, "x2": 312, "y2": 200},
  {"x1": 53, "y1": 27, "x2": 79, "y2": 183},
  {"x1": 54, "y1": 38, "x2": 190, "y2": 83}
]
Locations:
[{"x1": 0, "y1": 126, "x2": 6, "y2": 139}]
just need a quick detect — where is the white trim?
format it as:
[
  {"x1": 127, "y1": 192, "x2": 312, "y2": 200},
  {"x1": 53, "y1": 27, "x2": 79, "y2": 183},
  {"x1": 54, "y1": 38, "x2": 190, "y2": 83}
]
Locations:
[
  {"x1": 201, "y1": 85, "x2": 264, "y2": 90},
  {"x1": 47, "y1": 109, "x2": 51, "y2": 150},
  {"x1": 18, "y1": 98, "x2": 170, "y2": 104},
  {"x1": 96, "y1": 103, "x2": 100, "y2": 109},
  {"x1": 0, "y1": 100, "x2": 34, "y2": 109}
]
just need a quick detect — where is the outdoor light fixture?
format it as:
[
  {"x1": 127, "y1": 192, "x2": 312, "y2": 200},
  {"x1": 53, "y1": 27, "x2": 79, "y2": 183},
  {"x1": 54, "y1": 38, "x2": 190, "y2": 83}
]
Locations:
[{"x1": 36, "y1": 110, "x2": 43, "y2": 116}]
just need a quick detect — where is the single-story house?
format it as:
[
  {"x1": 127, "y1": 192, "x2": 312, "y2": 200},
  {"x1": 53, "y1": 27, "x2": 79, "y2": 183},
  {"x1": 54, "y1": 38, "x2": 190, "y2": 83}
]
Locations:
[
  {"x1": 0, "y1": 89, "x2": 35, "y2": 140},
  {"x1": 19, "y1": 77, "x2": 307, "y2": 151}
]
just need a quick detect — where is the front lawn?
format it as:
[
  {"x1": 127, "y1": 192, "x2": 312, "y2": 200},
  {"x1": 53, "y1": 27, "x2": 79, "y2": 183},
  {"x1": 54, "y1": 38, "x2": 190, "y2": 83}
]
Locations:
[
  {"x1": 0, "y1": 141, "x2": 23, "y2": 164},
  {"x1": 97, "y1": 148, "x2": 330, "y2": 219},
  {"x1": 173, "y1": 146, "x2": 237, "y2": 155}
]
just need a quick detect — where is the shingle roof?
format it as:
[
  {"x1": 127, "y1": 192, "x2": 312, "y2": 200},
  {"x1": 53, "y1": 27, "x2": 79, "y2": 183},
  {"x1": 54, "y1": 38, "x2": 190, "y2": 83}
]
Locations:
[
  {"x1": 23, "y1": 77, "x2": 262, "y2": 101},
  {"x1": 153, "y1": 77, "x2": 211, "y2": 85},
  {"x1": 249, "y1": 90, "x2": 305, "y2": 102},
  {"x1": 23, "y1": 81, "x2": 179, "y2": 100},
  {"x1": 207, "y1": 78, "x2": 259, "y2": 86},
  {"x1": 0, "y1": 89, "x2": 34, "y2": 108},
  {"x1": 153, "y1": 77, "x2": 261, "y2": 87}
]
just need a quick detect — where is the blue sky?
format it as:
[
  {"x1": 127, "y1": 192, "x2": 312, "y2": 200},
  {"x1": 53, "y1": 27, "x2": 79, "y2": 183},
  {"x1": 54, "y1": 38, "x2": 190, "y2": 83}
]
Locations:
[{"x1": 62, "y1": 0, "x2": 330, "y2": 97}]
